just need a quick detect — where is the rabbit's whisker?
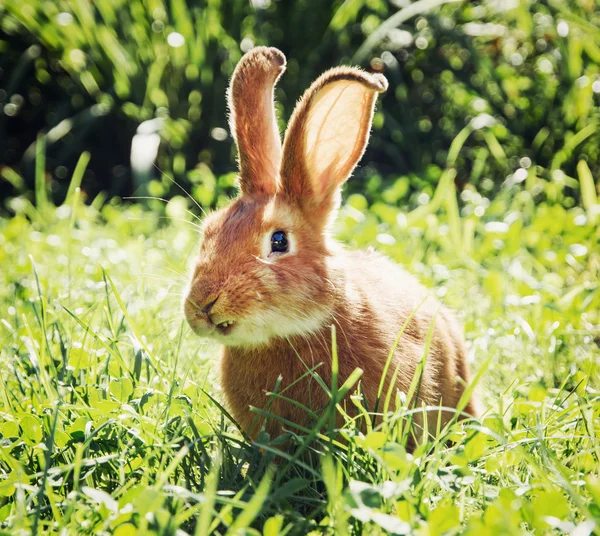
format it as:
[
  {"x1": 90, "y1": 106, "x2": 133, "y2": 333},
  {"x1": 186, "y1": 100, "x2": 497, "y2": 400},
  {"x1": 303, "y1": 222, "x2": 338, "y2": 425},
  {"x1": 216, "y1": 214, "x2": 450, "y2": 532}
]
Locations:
[{"x1": 152, "y1": 162, "x2": 208, "y2": 219}]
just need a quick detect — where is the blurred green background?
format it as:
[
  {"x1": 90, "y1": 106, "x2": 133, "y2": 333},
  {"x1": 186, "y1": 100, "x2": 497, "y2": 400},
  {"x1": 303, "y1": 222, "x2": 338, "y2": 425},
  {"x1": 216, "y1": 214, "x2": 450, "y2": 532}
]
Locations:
[{"x1": 0, "y1": 0, "x2": 598, "y2": 210}]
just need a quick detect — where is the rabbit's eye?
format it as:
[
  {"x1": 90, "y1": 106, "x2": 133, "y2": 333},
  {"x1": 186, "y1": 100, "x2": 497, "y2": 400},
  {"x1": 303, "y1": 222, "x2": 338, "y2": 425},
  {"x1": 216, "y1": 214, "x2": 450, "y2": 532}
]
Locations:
[{"x1": 271, "y1": 231, "x2": 288, "y2": 253}]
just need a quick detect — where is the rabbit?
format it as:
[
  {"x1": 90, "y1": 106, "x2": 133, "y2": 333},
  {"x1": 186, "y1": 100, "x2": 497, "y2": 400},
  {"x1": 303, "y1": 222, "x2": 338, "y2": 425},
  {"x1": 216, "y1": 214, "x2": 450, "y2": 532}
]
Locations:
[{"x1": 184, "y1": 46, "x2": 479, "y2": 441}]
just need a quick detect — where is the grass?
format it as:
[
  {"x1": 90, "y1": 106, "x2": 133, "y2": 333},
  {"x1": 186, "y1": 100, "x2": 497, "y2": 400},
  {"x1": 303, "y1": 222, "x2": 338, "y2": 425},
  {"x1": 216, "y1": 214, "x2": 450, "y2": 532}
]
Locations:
[{"x1": 0, "y1": 164, "x2": 599, "y2": 535}]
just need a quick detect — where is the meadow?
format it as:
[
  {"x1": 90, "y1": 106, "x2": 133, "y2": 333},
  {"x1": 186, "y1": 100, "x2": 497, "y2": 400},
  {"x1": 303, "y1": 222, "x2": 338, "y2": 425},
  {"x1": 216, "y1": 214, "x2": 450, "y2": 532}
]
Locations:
[
  {"x1": 1, "y1": 0, "x2": 600, "y2": 534},
  {"x1": 0, "y1": 155, "x2": 599, "y2": 535}
]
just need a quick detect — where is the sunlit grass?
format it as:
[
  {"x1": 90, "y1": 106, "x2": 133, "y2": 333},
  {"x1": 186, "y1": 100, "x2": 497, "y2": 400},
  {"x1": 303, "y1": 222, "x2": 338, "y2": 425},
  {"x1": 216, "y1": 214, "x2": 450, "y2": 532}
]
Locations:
[{"x1": 0, "y1": 165, "x2": 599, "y2": 534}]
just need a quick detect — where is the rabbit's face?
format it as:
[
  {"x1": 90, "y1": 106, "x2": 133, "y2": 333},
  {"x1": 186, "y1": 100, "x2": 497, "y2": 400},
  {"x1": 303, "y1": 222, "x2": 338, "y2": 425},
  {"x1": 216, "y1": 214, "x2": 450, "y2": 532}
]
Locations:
[
  {"x1": 184, "y1": 196, "x2": 333, "y2": 346},
  {"x1": 184, "y1": 46, "x2": 386, "y2": 346}
]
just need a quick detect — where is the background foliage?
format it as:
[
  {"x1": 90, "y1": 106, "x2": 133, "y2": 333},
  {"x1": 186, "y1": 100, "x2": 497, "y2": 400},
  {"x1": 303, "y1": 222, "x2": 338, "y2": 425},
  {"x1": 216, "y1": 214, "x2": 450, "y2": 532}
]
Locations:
[{"x1": 1, "y1": 0, "x2": 599, "y2": 208}]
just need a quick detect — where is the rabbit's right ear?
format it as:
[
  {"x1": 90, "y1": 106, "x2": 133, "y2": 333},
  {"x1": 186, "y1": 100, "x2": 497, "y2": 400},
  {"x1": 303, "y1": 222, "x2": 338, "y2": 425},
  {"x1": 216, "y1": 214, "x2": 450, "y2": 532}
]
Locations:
[
  {"x1": 279, "y1": 67, "x2": 387, "y2": 221},
  {"x1": 228, "y1": 47, "x2": 286, "y2": 197}
]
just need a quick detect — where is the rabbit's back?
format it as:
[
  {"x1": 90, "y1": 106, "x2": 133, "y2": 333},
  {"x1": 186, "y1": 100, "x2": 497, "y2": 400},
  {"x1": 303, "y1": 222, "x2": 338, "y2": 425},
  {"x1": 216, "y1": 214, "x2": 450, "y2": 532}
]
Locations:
[{"x1": 333, "y1": 249, "x2": 470, "y2": 411}]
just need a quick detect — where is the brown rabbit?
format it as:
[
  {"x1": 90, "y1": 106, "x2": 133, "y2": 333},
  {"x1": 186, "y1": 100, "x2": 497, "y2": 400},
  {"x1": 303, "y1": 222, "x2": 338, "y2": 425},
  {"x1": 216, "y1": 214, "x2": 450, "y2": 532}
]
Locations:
[{"x1": 184, "y1": 46, "x2": 478, "y2": 441}]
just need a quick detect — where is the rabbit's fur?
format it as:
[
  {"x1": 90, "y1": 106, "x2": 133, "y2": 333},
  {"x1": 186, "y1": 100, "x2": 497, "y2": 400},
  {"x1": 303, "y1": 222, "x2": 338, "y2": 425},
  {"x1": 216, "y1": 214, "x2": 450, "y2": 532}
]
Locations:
[{"x1": 184, "y1": 47, "x2": 478, "y2": 440}]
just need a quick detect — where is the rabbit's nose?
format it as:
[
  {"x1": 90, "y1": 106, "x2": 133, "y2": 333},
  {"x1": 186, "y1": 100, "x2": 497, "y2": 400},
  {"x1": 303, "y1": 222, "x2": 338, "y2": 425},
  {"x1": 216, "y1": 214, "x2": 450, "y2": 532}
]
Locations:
[{"x1": 200, "y1": 295, "x2": 220, "y2": 314}]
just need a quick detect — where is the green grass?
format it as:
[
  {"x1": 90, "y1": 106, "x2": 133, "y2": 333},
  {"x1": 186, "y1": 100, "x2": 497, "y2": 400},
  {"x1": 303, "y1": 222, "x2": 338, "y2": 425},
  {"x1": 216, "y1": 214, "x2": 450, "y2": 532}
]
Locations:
[{"x1": 0, "y1": 168, "x2": 599, "y2": 535}]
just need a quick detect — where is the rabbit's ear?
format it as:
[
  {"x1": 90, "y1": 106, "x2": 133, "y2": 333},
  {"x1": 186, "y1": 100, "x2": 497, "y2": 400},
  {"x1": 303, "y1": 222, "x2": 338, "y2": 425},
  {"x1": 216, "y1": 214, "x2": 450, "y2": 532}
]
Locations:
[
  {"x1": 228, "y1": 47, "x2": 286, "y2": 197},
  {"x1": 280, "y1": 67, "x2": 387, "y2": 217}
]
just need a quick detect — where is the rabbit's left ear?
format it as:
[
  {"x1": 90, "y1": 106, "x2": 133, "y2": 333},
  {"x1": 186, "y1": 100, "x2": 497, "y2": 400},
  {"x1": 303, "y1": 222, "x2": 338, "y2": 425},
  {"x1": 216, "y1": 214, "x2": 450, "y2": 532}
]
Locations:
[
  {"x1": 228, "y1": 47, "x2": 286, "y2": 197},
  {"x1": 280, "y1": 67, "x2": 387, "y2": 217}
]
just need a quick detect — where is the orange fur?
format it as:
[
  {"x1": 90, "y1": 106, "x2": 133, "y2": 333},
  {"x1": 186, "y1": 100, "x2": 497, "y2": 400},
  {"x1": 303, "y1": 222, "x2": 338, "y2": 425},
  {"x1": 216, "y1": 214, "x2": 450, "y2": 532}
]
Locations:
[
  {"x1": 227, "y1": 46, "x2": 285, "y2": 197},
  {"x1": 184, "y1": 47, "x2": 478, "y2": 442}
]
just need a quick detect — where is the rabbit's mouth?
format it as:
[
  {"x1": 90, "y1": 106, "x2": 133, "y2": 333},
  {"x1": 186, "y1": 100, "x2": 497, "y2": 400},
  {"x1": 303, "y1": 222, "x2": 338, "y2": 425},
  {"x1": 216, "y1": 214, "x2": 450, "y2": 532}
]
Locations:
[{"x1": 215, "y1": 320, "x2": 235, "y2": 335}]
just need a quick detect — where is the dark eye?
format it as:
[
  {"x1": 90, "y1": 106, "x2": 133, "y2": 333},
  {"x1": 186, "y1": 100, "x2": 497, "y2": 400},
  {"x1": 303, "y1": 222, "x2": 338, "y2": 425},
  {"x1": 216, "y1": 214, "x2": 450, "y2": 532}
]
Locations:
[{"x1": 271, "y1": 230, "x2": 288, "y2": 254}]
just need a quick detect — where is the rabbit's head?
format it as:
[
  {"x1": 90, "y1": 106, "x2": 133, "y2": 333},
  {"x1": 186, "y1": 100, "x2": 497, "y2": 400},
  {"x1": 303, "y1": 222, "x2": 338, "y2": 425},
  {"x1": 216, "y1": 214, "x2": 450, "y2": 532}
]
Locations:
[{"x1": 184, "y1": 47, "x2": 387, "y2": 346}]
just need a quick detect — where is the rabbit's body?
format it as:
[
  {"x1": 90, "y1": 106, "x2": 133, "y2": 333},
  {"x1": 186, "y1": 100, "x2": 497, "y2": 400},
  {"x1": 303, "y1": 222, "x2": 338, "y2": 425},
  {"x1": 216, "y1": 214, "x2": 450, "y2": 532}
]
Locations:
[
  {"x1": 184, "y1": 47, "x2": 477, "y2": 442},
  {"x1": 221, "y1": 245, "x2": 473, "y2": 438}
]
